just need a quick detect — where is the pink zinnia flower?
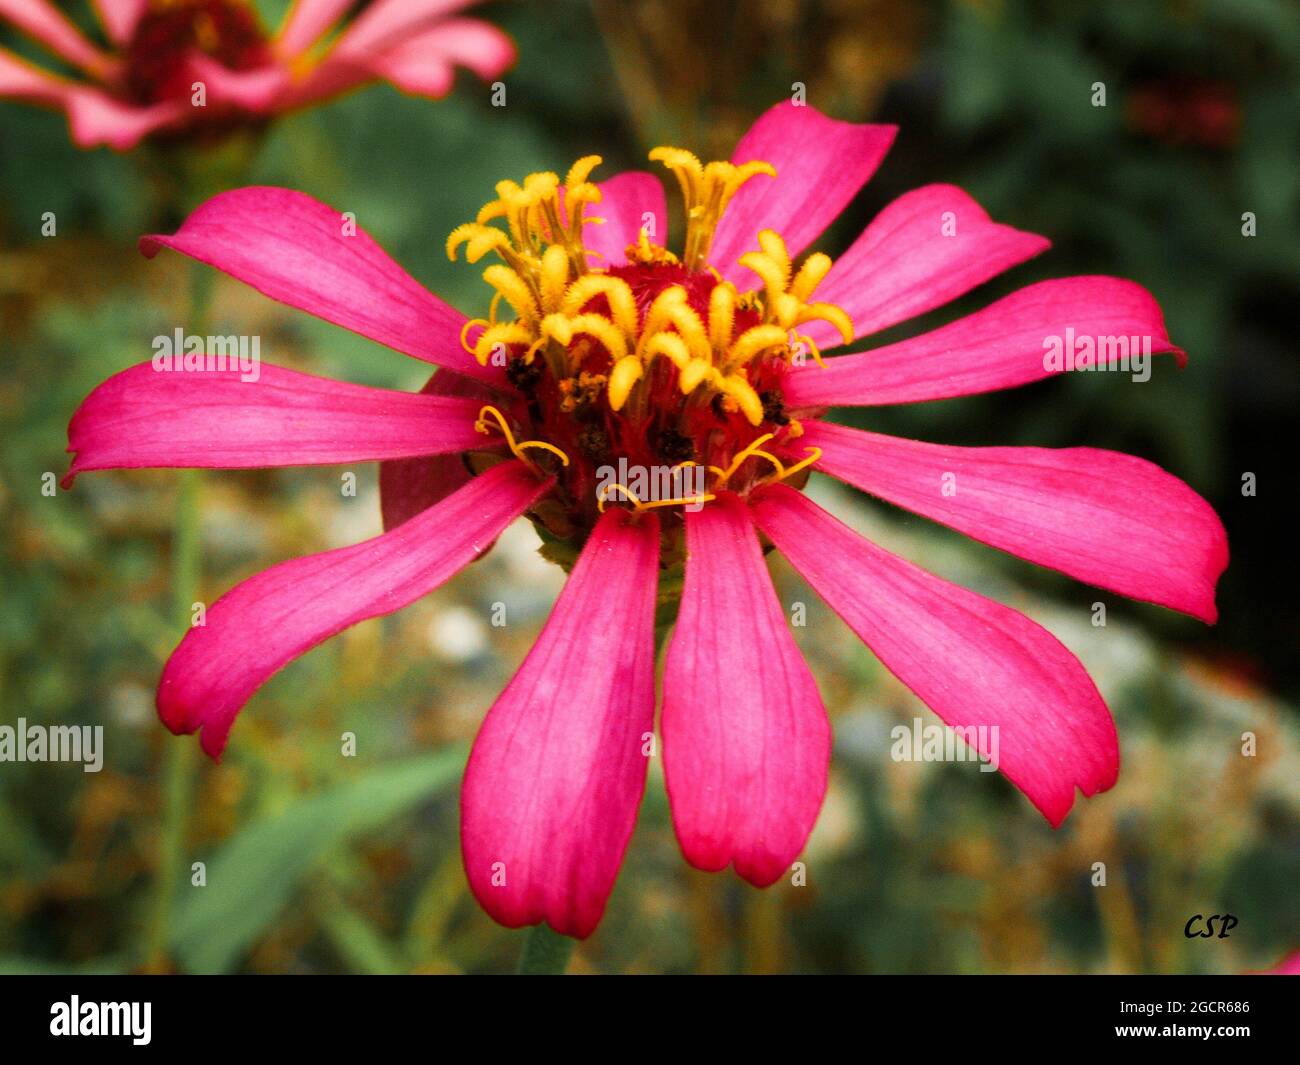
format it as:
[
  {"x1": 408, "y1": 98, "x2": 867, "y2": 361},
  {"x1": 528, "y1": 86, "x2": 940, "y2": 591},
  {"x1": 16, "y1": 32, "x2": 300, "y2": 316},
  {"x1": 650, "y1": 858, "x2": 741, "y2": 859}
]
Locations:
[
  {"x1": 0, "y1": 0, "x2": 514, "y2": 150},
  {"x1": 66, "y1": 101, "x2": 1228, "y2": 938}
]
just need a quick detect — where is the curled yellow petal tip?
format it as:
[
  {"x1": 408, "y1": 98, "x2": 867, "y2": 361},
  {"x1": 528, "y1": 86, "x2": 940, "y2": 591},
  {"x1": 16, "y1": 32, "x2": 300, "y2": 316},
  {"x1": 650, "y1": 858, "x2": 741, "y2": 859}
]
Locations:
[{"x1": 607, "y1": 356, "x2": 644, "y2": 410}]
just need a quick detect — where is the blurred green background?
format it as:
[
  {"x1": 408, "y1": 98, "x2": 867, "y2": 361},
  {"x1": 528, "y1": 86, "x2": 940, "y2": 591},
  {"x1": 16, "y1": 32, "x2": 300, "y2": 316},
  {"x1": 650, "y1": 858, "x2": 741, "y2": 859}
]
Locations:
[{"x1": 0, "y1": 0, "x2": 1297, "y2": 974}]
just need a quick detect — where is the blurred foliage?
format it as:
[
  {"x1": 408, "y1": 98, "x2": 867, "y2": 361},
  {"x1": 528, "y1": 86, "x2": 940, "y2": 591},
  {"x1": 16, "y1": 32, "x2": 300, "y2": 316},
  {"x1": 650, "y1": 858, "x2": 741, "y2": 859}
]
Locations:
[{"x1": 0, "y1": 0, "x2": 1297, "y2": 973}]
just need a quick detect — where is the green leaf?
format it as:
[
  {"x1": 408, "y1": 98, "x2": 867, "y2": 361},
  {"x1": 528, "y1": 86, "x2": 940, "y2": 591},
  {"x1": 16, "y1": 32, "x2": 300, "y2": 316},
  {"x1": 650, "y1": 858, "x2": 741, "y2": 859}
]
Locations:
[{"x1": 170, "y1": 747, "x2": 466, "y2": 974}]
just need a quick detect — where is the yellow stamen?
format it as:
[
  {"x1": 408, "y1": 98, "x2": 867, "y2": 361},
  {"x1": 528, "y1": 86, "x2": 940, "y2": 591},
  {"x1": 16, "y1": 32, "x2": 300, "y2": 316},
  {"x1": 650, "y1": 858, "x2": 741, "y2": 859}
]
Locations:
[
  {"x1": 607, "y1": 355, "x2": 644, "y2": 411},
  {"x1": 643, "y1": 332, "x2": 692, "y2": 371},
  {"x1": 713, "y1": 433, "x2": 785, "y2": 486},
  {"x1": 447, "y1": 223, "x2": 514, "y2": 265},
  {"x1": 678, "y1": 358, "x2": 717, "y2": 395},
  {"x1": 674, "y1": 459, "x2": 729, "y2": 482},
  {"x1": 774, "y1": 446, "x2": 822, "y2": 483},
  {"x1": 642, "y1": 285, "x2": 689, "y2": 336},
  {"x1": 647, "y1": 147, "x2": 703, "y2": 217},
  {"x1": 655, "y1": 301, "x2": 711, "y2": 360},
  {"x1": 719, "y1": 373, "x2": 765, "y2": 425},
  {"x1": 734, "y1": 230, "x2": 854, "y2": 358},
  {"x1": 791, "y1": 332, "x2": 826, "y2": 369},
  {"x1": 596, "y1": 481, "x2": 641, "y2": 512},
  {"x1": 757, "y1": 229, "x2": 791, "y2": 283},
  {"x1": 446, "y1": 150, "x2": 853, "y2": 437},
  {"x1": 708, "y1": 283, "x2": 736, "y2": 352},
  {"x1": 460, "y1": 317, "x2": 489, "y2": 356},
  {"x1": 523, "y1": 337, "x2": 549, "y2": 365},
  {"x1": 565, "y1": 155, "x2": 603, "y2": 190},
  {"x1": 627, "y1": 230, "x2": 677, "y2": 265},
  {"x1": 475, "y1": 198, "x2": 508, "y2": 225},
  {"x1": 539, "y1": 245, "x2": 570, "y2": 312},
  {"x1": 638, "y1": 493, "x2": 717, "y2": 511},
  {"x1": 475, "y1": 405, "x2": 570, "y2": 471},
  {"x1": 451, "y1": 161, "x2": 597, "y2": 287},
  {"x1": 650, "y1": 147, "x2": 775, "y2": 269},
  {"x1": 562, "y1": 274, "x2": 639, "y2": 336},
  {"x1": 473, "y1": 322, "x2": 533, "y2": 366},
  {"x1": 725, "y1": 324, "x2": 789, "y2": 370},
  {"x1": 482, "y1": 264, "x2": 539, "y2": 323},
  {"x1": 790, "y1": 253, "x2": 833, "y2": 302},
  {"x1": 798, "y1": 302, "x2": 853, "y2": 345},
  {"x1": 540, "y1": 313, "x2": 629, "y2": 363},
  {"x1": 596, "y1": 480, "x2": 715, "y2": 513}
]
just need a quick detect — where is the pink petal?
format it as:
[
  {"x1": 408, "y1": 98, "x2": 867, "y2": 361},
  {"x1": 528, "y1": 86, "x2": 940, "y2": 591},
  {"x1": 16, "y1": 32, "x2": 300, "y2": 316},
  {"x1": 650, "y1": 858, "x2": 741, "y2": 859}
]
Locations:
[
  {"x1": 140, "y1": 187, "x2": 504, "y2": 386},
  {"x1": 300, "y1": 17, "x2": 512, "y2": 104},
  {"x1": 784, "y1": 276, "x2": 1185, "y2": 408},
  {"x1": 185, "y1": 53, "x2": 290, "y2": 112},
  {"x1": 158, "y1": 461, "x2": 548, "y2": 759},
  {"x1": 0, "y1": 0, "x2": 111, "y2": 76},
  {"x1": 269, "y1": 51, "x2": 371, "y2": 109},
  {"x1": 802, "y1": 421, "x2": 1229, "y2": 623},
  {"x1": 91, "y1": 0, "x2": 146, "y2": 47},
  {"x1": 3, "y1": 29, "x2": 187, "y2": 152},
  {"x1": 663, "y1": 493, "x2": 830, "y2": 886},
  {"x1": 327, "y1": 0, "x2": 481, "y2": 54},
  {"x1": 751, "y1": 484, "x2": 1118, "y2": 827},
  {"x1": 379, "y1": 370, "x2": 495, "y2": 530},
  {"x1": 64, "y1": 361, "x2": 485, "y2": 486},
  {"x1": 0, "y1": 44, "x2": 68, "y2": 105},
  {"x1": 804, "y1": 184, "x2": 1050, "y2": 349},
  {"x1": 395, "y1": 18, "x2": 515, "y2": 81},
  {"x1": 711, "y1": 101, "x2": 896, "y2": 283},
  {"x1": 461, "y1": 508, "x2": 659, "y2": 938},
  {"x1": 1253, "y1": 950, "x2": 1300, "y2": 976},
  {"x1": 273, "y1": 0, "x2": 354, "y2": 58},
  {"x1": 581, "y1": 171, "x2": 668, "y2": 268},
  {"x1": 64, "y1": 87, "x2": 188, "y2": 150},
  {"x1": 346, "y1": 37, "x2": 456, "y2": 98}
]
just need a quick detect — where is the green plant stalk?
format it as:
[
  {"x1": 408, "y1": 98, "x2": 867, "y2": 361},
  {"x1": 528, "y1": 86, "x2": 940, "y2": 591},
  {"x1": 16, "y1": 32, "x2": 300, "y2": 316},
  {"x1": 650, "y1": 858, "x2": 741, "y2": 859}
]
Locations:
[
  {"x1": 517, "y1": 922, "x2": 578, "y2": 975},
  {"x1": 516, "y1": 586, "x2": 682, "y2": 974},
  {"x1": 315, "y1": 886, "x2": 408, "y2": 976},
  {"x1": 143, "y1": 264, "x2": 213, "y2": 969}
]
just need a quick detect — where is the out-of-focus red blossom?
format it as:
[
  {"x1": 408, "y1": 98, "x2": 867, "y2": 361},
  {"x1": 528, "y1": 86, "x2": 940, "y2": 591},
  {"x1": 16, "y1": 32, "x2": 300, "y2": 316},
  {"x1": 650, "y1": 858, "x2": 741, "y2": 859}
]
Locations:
[
  {"x1": 1126, "y1": 77, "x2": 1241, "y2": 151},
  {"x1": 0, "y1": 0, "x2": 514, "y2": 150},
  {"x1": 65, "y1": 102, "x2": 1230, "y2": 938},
  {"x1": 1247, "y1": 950, "x2": 1300, "y2": 975}
]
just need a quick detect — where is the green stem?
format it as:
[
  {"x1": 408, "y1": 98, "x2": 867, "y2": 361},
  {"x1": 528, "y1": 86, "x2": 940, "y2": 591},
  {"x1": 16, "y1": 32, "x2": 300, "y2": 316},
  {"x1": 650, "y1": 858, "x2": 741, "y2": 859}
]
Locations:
[
  {"x1": 143, "y1": 263, "x2": 213, "y2": 970},
  {"x1": 515, "y1": 591, "x2": 682, "y2": 974},
  {"x1": 143, "y1": 469, "x2": 202, "y2": 969},
  {"x1": 517, "y1": 923, "x2": 578, "y2": 975},
  {"x1": 315, "y1": 884, "x2": 408, "y2": 976}
]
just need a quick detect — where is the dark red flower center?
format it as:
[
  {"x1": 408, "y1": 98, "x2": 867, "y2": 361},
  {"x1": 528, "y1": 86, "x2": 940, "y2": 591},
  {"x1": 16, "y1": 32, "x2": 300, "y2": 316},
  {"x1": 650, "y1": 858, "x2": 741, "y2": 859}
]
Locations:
[
  {"x1": 124, "y1": 0, "x2": 270, "y2": 106},
  {"x1": 497, "y1": 260, "x2": 794, "y2": 538},
  {"x1": 447, "y1": 153, "x2": 854, "y2": 548}
]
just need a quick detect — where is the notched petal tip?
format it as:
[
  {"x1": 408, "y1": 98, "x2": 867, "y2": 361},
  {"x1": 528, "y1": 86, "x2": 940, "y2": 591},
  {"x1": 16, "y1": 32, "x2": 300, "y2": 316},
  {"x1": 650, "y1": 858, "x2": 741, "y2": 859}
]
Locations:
[
  {"x1": 752, "y1": 484, "x2": 1120, "y2": 829},
  {"x1": 461, "y1": 508, "x2": 660, "y2": 939},
  {"x1": 153, "y1": 464, "x2": 544, "y2": 761},
  {"x1": 156, "y1": 673, "x2": 226, "y2": 762},
  {"x1": 663, "y1": 494, "x2": 829, "y2": 890}
]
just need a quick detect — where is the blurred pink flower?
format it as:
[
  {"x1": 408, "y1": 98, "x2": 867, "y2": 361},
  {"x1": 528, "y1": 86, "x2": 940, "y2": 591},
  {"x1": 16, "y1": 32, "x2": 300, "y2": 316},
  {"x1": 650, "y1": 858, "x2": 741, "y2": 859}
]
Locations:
[
  {"x1": 66, "y1": 102, "x2": 1229, "y2": 937},
  {"x1": 0, "y1": 0, "x2": 514, "y2": 150},
  {"x1": 1249, "y1": 950, "x2": 1300, "y2": 975}
]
